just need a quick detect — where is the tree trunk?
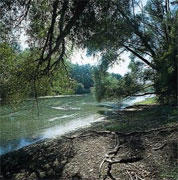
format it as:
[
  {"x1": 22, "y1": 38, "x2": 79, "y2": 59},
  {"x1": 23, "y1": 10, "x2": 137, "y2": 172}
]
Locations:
[{"x1": 176, "y1": 54, "x2": 178, "y2": 106}]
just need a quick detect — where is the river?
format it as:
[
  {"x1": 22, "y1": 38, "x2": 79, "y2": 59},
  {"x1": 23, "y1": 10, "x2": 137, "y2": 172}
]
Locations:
[{"x1": 0, "y1": 94, "x2": 153, "y2": 155}]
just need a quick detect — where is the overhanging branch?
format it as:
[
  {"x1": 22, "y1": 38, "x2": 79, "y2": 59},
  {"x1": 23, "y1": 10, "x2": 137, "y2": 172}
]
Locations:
[
  {"x1": 123, "y1": 44, "x2": 156, "y2": 70},
  {"x1": 41, "y1": 0, "x2": 88, "y2": 64}
]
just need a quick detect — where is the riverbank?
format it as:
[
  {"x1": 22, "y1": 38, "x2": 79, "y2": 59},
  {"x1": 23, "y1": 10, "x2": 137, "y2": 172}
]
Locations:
[{"x1": 0, "y1": 104, "x2": 178, "y2": 180}]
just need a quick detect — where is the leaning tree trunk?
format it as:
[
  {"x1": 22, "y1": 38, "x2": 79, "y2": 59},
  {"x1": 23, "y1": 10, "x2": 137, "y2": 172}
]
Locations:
[
  {"x1": 176, "y1": 17, "x2": 178, "y2": 106},
  {"x1": 176, "y1": 53, "x2": 178, "y2": 106}
]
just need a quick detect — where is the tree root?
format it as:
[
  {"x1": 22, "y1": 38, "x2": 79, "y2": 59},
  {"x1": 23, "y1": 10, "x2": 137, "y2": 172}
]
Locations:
[
  {"x1": 105, "y1": 157, "x2": 143, "y2": 164},
  {"x1": 99, "y1": 131, "x2": 144, "y2": 180},
  {"x1": 104, "y1": 163, "x2": 115, "y2": 180},
  {"x1": 64, "y1": 126, "x2": 177, "y2": 180}
]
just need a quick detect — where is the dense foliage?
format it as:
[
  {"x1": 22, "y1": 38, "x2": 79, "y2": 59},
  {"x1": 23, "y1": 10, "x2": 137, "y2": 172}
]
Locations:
[
  {"x1": 70, "y1": 64, "x2": 94, "y2": 94},
  {"x1": 0, "y1": 43, "x2": 96, "y2": 103},
  {"x1": 93, "y1": 59, "x2": 153, "y2": 102},
  {"x1": 0, "y1": 43, "x2": 76, "y2": 105}
]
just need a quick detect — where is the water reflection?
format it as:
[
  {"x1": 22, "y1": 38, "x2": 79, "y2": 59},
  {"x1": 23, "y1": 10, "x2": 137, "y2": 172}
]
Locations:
[
  {"x1": 0, "y1": 95, "x2": 105, "y2": 155},
  {"x1": 43, "y1": 114, "x2": 104, "y2": 138}
]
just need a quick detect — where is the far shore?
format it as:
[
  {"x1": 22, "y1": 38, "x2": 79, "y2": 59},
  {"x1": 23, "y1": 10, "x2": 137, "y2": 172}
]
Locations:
[{"x1": 38, "y1": 94, "x2": 85, "y2": 99}]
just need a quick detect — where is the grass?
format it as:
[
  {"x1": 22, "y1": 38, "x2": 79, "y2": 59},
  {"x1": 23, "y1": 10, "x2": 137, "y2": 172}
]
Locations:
[
  {"x1": 160, "y1": 166, "x2": 178, "y2": 179},
  {"x1": 135, "y1": 97, "x2": 157, "y2": 105}
]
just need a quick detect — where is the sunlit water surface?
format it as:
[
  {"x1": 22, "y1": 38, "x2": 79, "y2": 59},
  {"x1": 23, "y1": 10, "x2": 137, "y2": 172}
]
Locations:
[{"x1": 0, "y1": 94, "x2": 153, "y2": 155}]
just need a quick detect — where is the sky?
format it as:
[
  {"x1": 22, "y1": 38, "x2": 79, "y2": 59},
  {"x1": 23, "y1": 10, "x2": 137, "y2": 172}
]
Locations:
[{"x1": 71, "y1": 49, "x2": 130, "y2": 76}]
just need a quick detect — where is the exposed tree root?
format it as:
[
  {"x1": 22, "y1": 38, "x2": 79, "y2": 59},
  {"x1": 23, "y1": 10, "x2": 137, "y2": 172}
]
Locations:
[
  {"x1": 98, "y1": 125, "x2": 178, "y2": 180},
  {"x1": 104, "y1": 163, "x2": 115, "y2": 180},
  {"x1": 105, "y1": 157, "x2": 143, "y2": 164},
  {"x1": 63, "y1": 126, "x2": 178, "y2": 180}
]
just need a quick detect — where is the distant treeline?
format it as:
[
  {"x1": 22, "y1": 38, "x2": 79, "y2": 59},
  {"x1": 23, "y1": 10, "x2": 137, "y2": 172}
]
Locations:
[
  {"x1": 70, "y1": 63, "x2": 122, "y2": 95},
  {"x1": 70, "y1": 64, "x2": 94, "y2": 94}
]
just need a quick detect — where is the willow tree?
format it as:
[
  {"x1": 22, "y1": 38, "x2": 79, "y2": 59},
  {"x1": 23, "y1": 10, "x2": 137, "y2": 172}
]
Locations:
[
  {"x1": 84, "y1": 0, "x2": 178, "y2": 104},
  {"x1": 0, "y1": 0, "x2": 83, "y2": 103}
]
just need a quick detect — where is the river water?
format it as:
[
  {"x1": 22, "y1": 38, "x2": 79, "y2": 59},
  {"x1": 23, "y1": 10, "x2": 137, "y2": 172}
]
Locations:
[{"x1": 0, "y1": 94, "x2": 153, "y2": 155}]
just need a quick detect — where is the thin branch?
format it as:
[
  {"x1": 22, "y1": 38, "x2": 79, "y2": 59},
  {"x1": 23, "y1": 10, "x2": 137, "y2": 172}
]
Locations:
[
  {"x1": 40, "y1": 0, "x2": 60, "y2": 62},
  {"x1": 116, "y1": 6, "x2": 156, "y2": 57},
  {"x1": 41, "y1": 0, "x2": 88, "y2": 65},
  {"x1": 50, "y1": 39, "x2": 66, "y2": 71},
  {"x1": 58, "y1": 0, "x2": 69, "y2": 34},
  {"x1": 48, "y1": 0, "x2": 60, "y2": 53},
  {"x1": 14, "y1": 0, "x2": 31, "y2": 28}
]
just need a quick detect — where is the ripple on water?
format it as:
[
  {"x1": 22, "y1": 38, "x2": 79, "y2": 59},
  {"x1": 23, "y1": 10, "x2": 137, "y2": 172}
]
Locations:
[
  {"x1": 51, "y1": 106, "x2": 81, "y2": 110},
  {"x1": 48, "y1": 114, "x2": 77, "y2": 122}
]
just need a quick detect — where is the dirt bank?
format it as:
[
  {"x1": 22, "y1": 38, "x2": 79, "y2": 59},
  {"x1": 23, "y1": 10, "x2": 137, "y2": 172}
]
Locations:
[{"x1": 0, "y1": 105, "x2": 178, "y2": 180}]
